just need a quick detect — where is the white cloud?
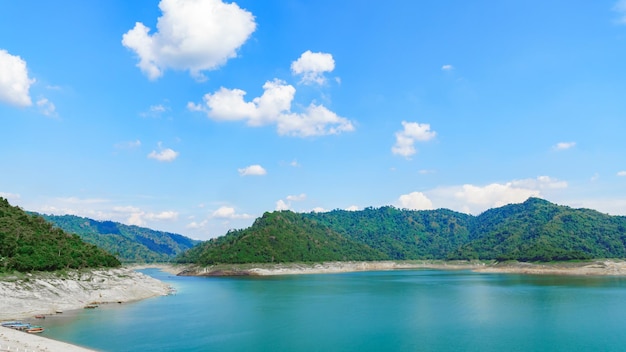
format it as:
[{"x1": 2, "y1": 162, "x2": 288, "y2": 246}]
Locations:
[
  {"x1": 345, "y1": 205, "x2": 361, "y2": 211},
  {"x1": 441, "y1": 64, "x2": 454, "y2": 71},
  {"x1": 0, "y1": 49, "x2": 35, "y2": 107},
  {"x1": 311, "y1": 207, "x2": 327, "y2": 213},
  {"x1": 618, "y1": 171, "x2": 626, "y2": 177},
  {"x1": 286, "y1": 193, "x2": 307, "y2": 201},
  {"x1": 392, "y1": 121, "x2": 436, "y2": 158},
  {"x1": 396, "y1": 191, "x2": 434, "y2": 210},
  {"x1": 426, "y1": 176, "x2": 567, "y2": 214},
  {"x1": 189, "y1": 79, "x2": 354, "y2": 137},
  {"x1": 122, "y1": 0, "x2": 256, "y2": 80},
  {"x1": 291, "y1": 50, "x2": 335, "y2": 85},
  {"x1": 238, "y1": 164, "x2": 267, "y2": 176},
  {"x1": 36, "y1": 98, "x2": 57, "y2": 117},
  {"x1": 554, "y1": 141, "x2": 576, "y2": 151},
  {"x1": 148, "y1": 143, "x2": 179, "y2": 162},
  {"x1": 275, "y1": 193, "x2": 307, "y2": 211},
  {"x1": 211, "y1": 206, "x2": 251, "y2": 219},
  {"x1": 186, "y1": 219, "x2": 208, "y2": 229},
  {"x1": 614, "y1": 0, "x2": 626, "y2": 24},
  {"x1": 145, "y1": 211, "x2": 179, "y2": 221},
  {"x1": 275, "y1": 199, "x2": 290, "y2": 211},
  {"x1": 0, "y1": 192, "x2": 21, "y2": 202}
]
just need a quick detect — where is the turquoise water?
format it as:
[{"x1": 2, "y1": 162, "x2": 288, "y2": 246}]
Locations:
[{"x1": 41, "y1": 269, "x2": 626, "y2": 351}]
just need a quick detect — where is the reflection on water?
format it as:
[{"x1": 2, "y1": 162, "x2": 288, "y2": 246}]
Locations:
[{"x1": 42, "y1": 269, "x2": 626, "y2": 352}]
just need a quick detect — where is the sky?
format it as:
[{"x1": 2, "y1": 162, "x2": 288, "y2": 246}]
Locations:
[{"x1": 2, "y1": 0, "x2": 626, "y2": 240}]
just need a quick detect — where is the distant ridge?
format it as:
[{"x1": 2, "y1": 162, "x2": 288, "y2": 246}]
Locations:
[
  {"x1": 39, "y1": 214, "x2": 200, "y2": 263},
  {"x1": 177, "y1": 198, "x2": 626, "y2": 264}
]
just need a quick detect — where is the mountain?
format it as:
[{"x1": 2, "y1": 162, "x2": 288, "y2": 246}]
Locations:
[
  {"x1": 449, "y1": 197, "x2": 626, "y2": 261},
  {"x1": 177, "y1": 198, "x2": 626, "y2": 264},
  {"x1": 39, "y1": 214, "x2": 200, "y2": 263},
  {"x1": 177, "y1": 210, "x2": 387, "y2": 265},
  {"x1": 0, "y1": 197, "x2": 120, "y2": 272}
]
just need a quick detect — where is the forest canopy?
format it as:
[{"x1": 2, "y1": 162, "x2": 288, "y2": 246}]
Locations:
[{"x1": 0, "y1": 198, "x2": 120, "y2": 272}]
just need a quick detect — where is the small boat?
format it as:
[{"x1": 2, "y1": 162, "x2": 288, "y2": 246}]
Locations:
[
  {"x1": 84, "y1": 304, "x2": 98, "y2": 309},
  {"x1": 26, "y1": 326, "x2": 45, "y2": 333},
  {"x1": 34, "y1": 315, "x2": 46, "y2": 319},
  {"x1": 2, "y1": 322, "x2": 31, "y2": 331}
]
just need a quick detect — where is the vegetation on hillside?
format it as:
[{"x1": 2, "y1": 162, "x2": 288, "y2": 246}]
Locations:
[
  {"x1": 39, "y1": 214, "x2": 199, "y2": 263},
  {"x1": 177, "y1": 198, "x2": 626, "y2": 264},
  {"x1": 177, "y1": 211, "x2": 386, "y2": 265},
  {"x1": 0, "y1": 198, "x2": 120, "y2": 272}
]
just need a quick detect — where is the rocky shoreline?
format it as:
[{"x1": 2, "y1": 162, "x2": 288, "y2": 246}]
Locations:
[
  {"x1": 0, "y1": 267, "x2": 173, "y2": 321},
  {"x1": 179, "y1": 259, "x2": 626, "y2": 277}
]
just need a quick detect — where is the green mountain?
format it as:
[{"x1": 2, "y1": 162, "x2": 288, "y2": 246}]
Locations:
[
  {"x1": 177, "y1": 210, "x2": 387, "y2": 265},
  {"x1": 449, "y1": 197, "x2": 626, "y2": 261},
  {"x1": 177, "y1": 198, "x2": 626, "y2": 264},
  {"x1": 0, "y1": 197, "x2": 120, "y2": 272},
  {"x1": 39, "y1": 214, "x2": 200, "y2": 263}
]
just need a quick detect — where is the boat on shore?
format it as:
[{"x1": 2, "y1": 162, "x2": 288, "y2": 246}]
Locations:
[
  {"x1": 26, "y1": 325, "x2": 45, "y2": 333},
  {"x1": 2, "y1": 321, "x2": 45, "y2": 333}
]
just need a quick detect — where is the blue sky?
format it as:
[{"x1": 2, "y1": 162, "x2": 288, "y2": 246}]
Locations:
[{"x1": 2, "y1": 0, "x2": 626, "y2": 240}]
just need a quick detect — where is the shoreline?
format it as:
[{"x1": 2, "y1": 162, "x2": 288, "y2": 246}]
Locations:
[
  {"x1": 2, "y1": 260, "x2": 626, "y2": 351},
  {"x1": 0, "y1": 266, "x2": 173, "y2": 352},
  {"x1": 178, "y1": 259, "x2": 626, "y2": 277}
]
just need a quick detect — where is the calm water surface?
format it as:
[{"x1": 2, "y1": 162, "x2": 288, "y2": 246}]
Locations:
[{"x1": 41, "y1": 269, "x2": 626, "y2": 351}]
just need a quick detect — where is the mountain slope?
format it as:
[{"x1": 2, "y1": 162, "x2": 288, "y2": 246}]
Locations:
[
  {"x1": 177, "y1": 211, "x2": 387, "y2": 265},
  {"x1": 176, "y1": 198, "x2": 626, "y2": 264},
  {"x1": 39, "y1": 214, "x2": 200, "y2": 263},
  {"x1": 0, "y1": 198, "x2": 120, "y2": 272},
  {"x1": 450, "y1": 198, "x2": 626, "y2": 261},
  {"x1": 304, "y1": 206, "x2": 472, "y2": 259}
]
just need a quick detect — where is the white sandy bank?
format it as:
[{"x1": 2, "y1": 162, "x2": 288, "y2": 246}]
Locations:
[
  {"x1": 0, "y1": 326, "x2": 98, "y2": 352},
  {"x1": 0, "y1": 268, "x2": 172, "y2": 321}
]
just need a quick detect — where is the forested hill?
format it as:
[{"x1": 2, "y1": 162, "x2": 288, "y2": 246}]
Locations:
[
  {"x1": 0, "y1": 198, "x2": 120, "y2": 272},
  {"x1": 177, "y1": 198, "x2": 626, "y2": 264},
  {"x1": 176, "y1": 210, "x2": 387, "y2": 265},
  {"x1": 39, "y1": 214, "x2": 200, "y2": 263}
]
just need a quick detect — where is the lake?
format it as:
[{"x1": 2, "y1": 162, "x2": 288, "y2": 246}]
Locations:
[{"x1": 41, "y1": 268, "x2": 626, "y2": 351}]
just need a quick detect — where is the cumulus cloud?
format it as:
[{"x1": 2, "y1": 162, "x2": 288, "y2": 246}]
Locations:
[
  {"x1": 396, "y1": 191, "x2": 434, "y2": 210},
  {"x1": 345, "y1": 205, "x2": 361, "y2": 211},
  {"x1": 189, "y1": 79, "x2": 354, "y2": 137},
  {"x1": 554, "y1": 141, "x2": 576, "y2": 151},
  {"x1": 238, "y1": 164, "x2": 267, "y2": 176},
  {"x1": 211, "y1": 206, "x2": 252, "y2": 219},
  {"x1": 286, "y1": 193, "x2": 307, "y2": 201},
  {"x1": 121, "y1": 208, "x2": 179, "y2": 226},
  {"x1": 122, "y1": 0, "x2": 256, "y2": 80},
  {"x1": 441, "y1": 64, "x2": 454, "y2": 71},
  {"x1": 0, "y1": 49, "x2": 35, "y2": 107},
  {"x1": 392, "y1": 121, "x2": 436, "y2": 158},
  {"x1": 291, "y1": 50, "x2": 335, "y2": 85},
  {"x1": 148, "y1": 143, "x2": 179, "y2": 162},
  {"x1": 427, "y1": 176, "x2": 567, "y2": 214},
  {"x1": 275, "y1": 199, "x2": 290, "y2": 211},
  {"x1": 275, "y1": 193, "x2": 307, "y2": 211},
  {"x1": 618, "y1": 171, "x2": 626, "y2": 177}
]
